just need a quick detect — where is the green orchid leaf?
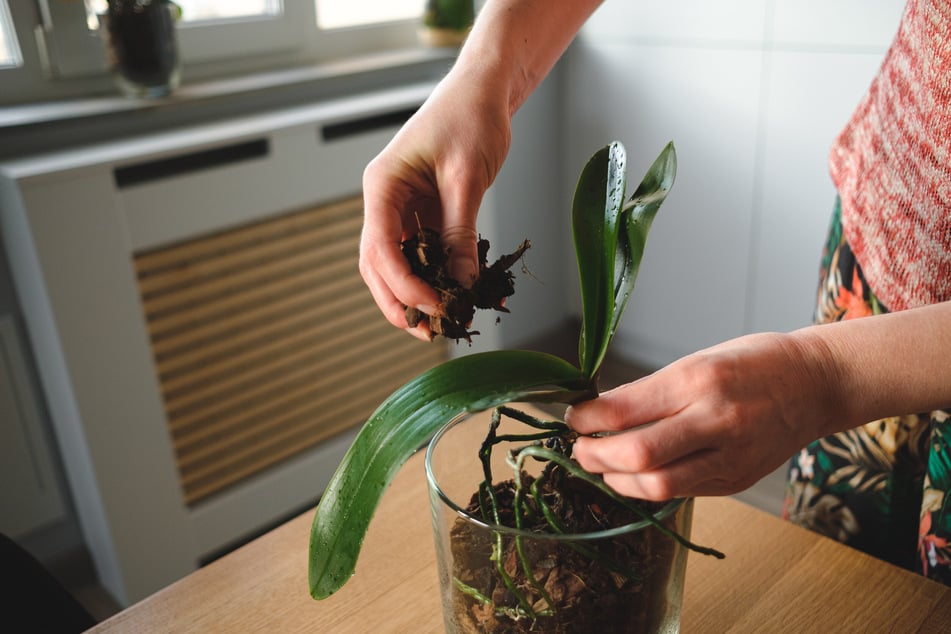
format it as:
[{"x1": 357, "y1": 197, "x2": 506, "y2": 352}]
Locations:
[
  {"x1": 573, "y1": 142, "x2": 676, "y2": 378},
  {"x1": 309, "y1": 350, "x2": 593, "y2": 599},
  {"x1": 573, "y1": 142, "x2": 627, "y2": 378},
  {"x1": 610, "y1": 141, "x2": 677, "y2": 344}
]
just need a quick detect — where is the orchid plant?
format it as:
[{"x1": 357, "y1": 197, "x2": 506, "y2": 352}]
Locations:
[{"x1": 309, "y1": 141, "x2": 680, "y2": 599}]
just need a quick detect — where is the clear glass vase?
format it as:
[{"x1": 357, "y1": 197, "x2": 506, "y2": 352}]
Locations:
[
  {"x1": 99, "y1": 0, "x2": 182, "y2": 98},
  {"x1": 425, "y1": 409, "x2": 693, "y2": 634}
]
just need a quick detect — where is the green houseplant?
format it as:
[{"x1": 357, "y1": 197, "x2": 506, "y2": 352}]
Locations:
[
  {"x1": 419, "y1": 0, "x2": 476, "y2": 47},
  {"x1": 309, "y1": 141, "x2": 723, "y2": 630}
]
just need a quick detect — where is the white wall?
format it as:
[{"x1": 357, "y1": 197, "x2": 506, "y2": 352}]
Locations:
[
  {"x1": 459, "y1": 72, "x2": 570, "y2": 355},
  {"x1": 561, "y1": 0, "x2": 905, "y2": 369}
]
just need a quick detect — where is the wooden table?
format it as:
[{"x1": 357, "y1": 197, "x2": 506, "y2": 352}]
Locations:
[{"x1": 91, "y1": 408, "x2": 951, "y2": 633}]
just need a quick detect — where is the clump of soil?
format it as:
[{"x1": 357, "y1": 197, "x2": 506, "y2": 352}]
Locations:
[
  {"x1": 448, "y1": 466, "x2": 684, "y2": 633},
  {"x1": 401, "y1": 227, "x2": 530, "y2": 342}
]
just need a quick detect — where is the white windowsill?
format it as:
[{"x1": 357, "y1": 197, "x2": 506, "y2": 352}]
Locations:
[{"x1": 0, "y1": 46, "x2": 456, "y2": 131}]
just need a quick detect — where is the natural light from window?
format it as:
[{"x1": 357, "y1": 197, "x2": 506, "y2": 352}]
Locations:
[
  {"x1": 0, "y1": 0, "x2": 20, "y2": 68},
  {"x1": 84, "y1": 1, "x2": 283, "y2": 29},
  {"x1": 81, "y1": 1, "x2": 422, "y2": 31},
  {"x1": 316, "y1": 0, "x2": 422, "y2": 29},
  {"x1": 2, "y1": 0, "x2": 432, "y2": 104}
]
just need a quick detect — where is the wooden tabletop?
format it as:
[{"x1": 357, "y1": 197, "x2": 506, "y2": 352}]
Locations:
[{"x1": 92, "y1": 408, "x2": 951, "y2": 633}]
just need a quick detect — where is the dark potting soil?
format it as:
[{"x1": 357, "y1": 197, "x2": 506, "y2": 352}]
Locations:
[
  {"x1": 447, "y1": 467, "x2": 683, "y2": 633},
  {"x1": 401, "y1": 227, "x2": 530, "y2": 342}
]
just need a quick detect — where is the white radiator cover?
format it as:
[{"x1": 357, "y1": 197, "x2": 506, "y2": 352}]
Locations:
[
  {"x1": 0, "y1": 81, "x2": 449, "y2": 605},
  {"x1": 0, "y1": 316, "x2": 67, "y2": 539}
]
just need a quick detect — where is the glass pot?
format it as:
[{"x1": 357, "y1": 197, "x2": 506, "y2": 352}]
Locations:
[
  {"x1": 425, "y1": 409, "x2": 693, "y2": 634},
  {"x1": 99, "y1": 0, "x2": 182, "y2": 98}
]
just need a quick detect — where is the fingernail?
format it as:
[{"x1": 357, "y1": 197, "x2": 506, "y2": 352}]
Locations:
[
  {"x1": 416, "y1": 304, "x2": 438, "y2": 315},
  {"x1": 405, "y1": 327, "x2": 432, "y2": 342},
  {"x1": 563, "y1": 406, "x2": 576, "y2": 427}
]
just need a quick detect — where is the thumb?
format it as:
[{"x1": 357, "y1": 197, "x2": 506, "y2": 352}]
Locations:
[
  {"x1": 440, "y1": 185, "x2": 482, "y2": 289},
  {"x1": 442, "y1": 225, "x2": 479, "y2": 289}
]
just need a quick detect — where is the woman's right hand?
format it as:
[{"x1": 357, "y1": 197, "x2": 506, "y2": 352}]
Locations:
[
  {"x1": 359, "y1": 0, "x2": 604, "y2": 339},
  {"x1": 359, "y1": 71, "x2": 512, "y2": 340}
]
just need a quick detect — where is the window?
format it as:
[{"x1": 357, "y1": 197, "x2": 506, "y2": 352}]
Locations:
[
  {"x1": 2, "y1": 1, "x2": 428, "y2": 105},
  {"x1": 37, "y1": 1, "x2": 317, "y2": 78},
  {"x1": 83, "y1": 1, "x2": 285, "y2": 29},
  {"x1": 317, "y1": 0, "x2": 422, "y2": 30},
  {"x1": 80, "y1": 0, "x2": 425, "y2": 30},
  {"x1": 0, "y1": 0, "x2": 20, "y2": 68}
]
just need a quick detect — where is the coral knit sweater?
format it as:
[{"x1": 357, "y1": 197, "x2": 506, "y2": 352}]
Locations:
[{"x1": 830, "y1": 0, "x2": 951, "y2": 312}]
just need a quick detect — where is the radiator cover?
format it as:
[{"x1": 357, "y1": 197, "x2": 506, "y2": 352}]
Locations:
[
  {"x1": 0, "y1": 81, "x2": 446, "y2": 605},
  {"x1": 135, "y1": 197, "x2": 444, "y2": 506}
]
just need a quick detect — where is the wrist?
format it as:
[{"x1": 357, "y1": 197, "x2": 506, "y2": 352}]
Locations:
[
  {"x1": 447, "y1": 51, "x2": 521, "y2": 117},
  {"x1": 453, "y1": 0, "x2": 603, "y2": 117},
  {"x1": 785, "y1": 326, "x2": 862, "y2": 438}
]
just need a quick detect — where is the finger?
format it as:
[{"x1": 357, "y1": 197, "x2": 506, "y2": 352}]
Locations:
[
  {"x1": 360, "y1": 226, "x2": 439, "y2": 315},
  {"x1": 566, "y1": 374, "x2": 683, "y2": 435},
  {"x1": 600, "y1": 470, "x2": 675, "y2": 501},
  {"x1": 362, "y1": 263, "x2": 435, "y2": 342},
  {"x1": 357, "y1": 251, "x2": 403, "y2": 318},
  {"x1": 572, "y1": 416, "x2": 709, "y2": 475},
  {"x1": 599, "y1": 450, "x2": 740, "y2": 501},
  {"x1": 405, "y1": 324, "x2": 434, "y2": 342},
  {"x1": 442, "y1": 225, "x2": 479, "y2": 289},
  {"x1": 361, "y1": 159, "x2": 442, "y2": 312},
  {"x1": 438, "y1": 169, "x2": 482, "y2": 288},
  {"x1": 360, "y1": 253, "x2": 415, "y2": 326}
]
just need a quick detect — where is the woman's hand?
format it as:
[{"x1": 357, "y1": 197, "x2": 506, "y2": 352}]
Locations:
[
  {"x1": 567, "y1": 301, "x2": 951, "y2": 500},
  {"x1": 359, "y1": 0, "x2": 604, "y2": 340},
  {"x1": 566, "y1": 331, "x2": 841, "y2": 500},
  {"x1": 359, "y1": 73, "x2": 512, "y2": 340}
]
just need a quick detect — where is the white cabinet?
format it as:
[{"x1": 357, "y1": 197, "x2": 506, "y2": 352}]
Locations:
[
  {"x1": 0, "y1": 82, "x2": 444, "y2": 605},
  {"x1": 0, "y1": 316, "x2": 67, "y2": 539}
]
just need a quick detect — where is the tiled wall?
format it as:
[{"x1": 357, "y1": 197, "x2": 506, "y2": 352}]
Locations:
[{"x1": 562, "y1": 0, "x2": 906, "y2": 368}]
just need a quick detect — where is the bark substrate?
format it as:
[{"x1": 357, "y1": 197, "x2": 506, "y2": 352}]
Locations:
[
  {"x1": 401, "y1": 228, "x2": 530, "y2": 342},
  {"x1": 447, "y1": 468, "x2": 681, "y2": 633}
]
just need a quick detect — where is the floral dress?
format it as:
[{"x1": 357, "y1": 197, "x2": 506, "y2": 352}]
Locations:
[{"x1": 782, "y1": 199, "x2": 951, "y2": 585}]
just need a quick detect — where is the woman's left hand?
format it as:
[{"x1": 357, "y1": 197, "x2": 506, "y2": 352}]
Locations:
[{"x1": 566, "y1": 331, "x2": 843, "y2": 500}]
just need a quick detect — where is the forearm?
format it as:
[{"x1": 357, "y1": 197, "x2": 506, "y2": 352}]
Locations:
[
  {"x1": 453, "y1": 0, "x2": 603, "y2": 116},
  {"x1": 793, "y1": 299, "x2": 951, "y2": 433}
]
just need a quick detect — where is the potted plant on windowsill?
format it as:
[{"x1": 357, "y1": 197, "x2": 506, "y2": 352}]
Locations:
[
  {"x1": 99, "y1": 0, "x2": 183, "y2": 98},
  {"x1": 419, "y1": 0, "x2": 475, "y2": 47},
  {"x1": 308, "y1": 141, "x2": 724, "y2": 632}
]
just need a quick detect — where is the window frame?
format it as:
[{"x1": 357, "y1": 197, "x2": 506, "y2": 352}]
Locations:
[
  {"x1": 38, "y1": 1, "x2": 318, "y2": 78},
  {"x1": 0, "y1": 0, "x2": 21, "y2": 69},
  {"x1": 1, "y1": 1, "x2": 425, "y2": 106}
]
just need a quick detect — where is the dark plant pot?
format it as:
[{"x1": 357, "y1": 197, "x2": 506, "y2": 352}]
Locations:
[
  {"x1": 100, "y1": 0, "x2": 181, "y2": 98},
  {"x1": 426, "y1": 410, "x2": 693, "y2": 633}
]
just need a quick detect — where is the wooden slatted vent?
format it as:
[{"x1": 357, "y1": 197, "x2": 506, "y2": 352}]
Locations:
[{"x1": 134, "y1": 197, "x2": 447, "y2": 506}]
